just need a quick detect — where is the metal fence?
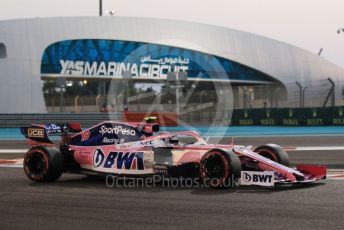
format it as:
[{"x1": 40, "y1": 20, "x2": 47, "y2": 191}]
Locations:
[
  {"x1": 45, "y1": 78, "x2": 341, "y2": 113},
  {"x1": 235, "y1": 78, "x2": 338, "y2": 109}
]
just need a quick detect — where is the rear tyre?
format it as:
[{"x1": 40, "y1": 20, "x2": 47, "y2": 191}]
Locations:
[
  {"x1": 199, "y1": 149, "x2": 241, "y2": 188},
  {"x1": 254, "y1": 144, "x2": 289, "y2": 167},
  {"x1": 23, "y1": 146, "x2": 64, "y2": 182}
]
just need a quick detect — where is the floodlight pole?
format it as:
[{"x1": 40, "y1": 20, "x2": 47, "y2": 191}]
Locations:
[
  {"x1": 330, "y1": 78, "x2": 335, "y2": 107},
  {"x1": 296, "y1": 81, "x2": 303, "y2": 108},
  {"x1": 122, "y1": 71, "x2": 132, "y2": 111},
  {"x1": 167, "y1": 71, "x2": 187, "y2": 115},
  {"x1": 176, "y1": 72, "x2": 180, "y2": 115},
  {"x1": 60, "y1": 89, "x2": 64, "y2": 112},
  {"x1": 56, "y1": 78, "x2": 67, "y2": 112},
  {"x1": 99, "y1": 0, "x2": 103, "y2": 16},
  {"x1": 322, "y1": 78, "x2": 335, "y2": 107},
  {"x1": 200, "y1": 90, "x2": 206, "y2": 104}
]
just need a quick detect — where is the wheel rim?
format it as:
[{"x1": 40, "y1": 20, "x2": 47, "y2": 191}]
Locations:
[
  {"x1": 25, "y1": 152, "x2": 47, "y2": 178},
  {"x1": 204, "y1": 154, "x2": 225, "y2": 179},
  {"x1": 200, "y1": 151, "x2": 230, "y2": 187}
]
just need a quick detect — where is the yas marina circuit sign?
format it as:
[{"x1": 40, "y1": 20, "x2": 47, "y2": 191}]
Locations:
[
  {"x1": 41, "y1": 39, "x2": 274, "y2": 83},
  {"x1": 59, "y1": 55, "x2": 189, "y2": 79}
]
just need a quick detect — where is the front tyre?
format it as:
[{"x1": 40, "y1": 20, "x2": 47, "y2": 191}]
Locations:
[
  {"x1": 23, "y1": 146, "x2": 64, "y2": 182},
  {"x1": 254, "y1": 144, "x2": 290, "y2": 167},
  {"x1": 199, "y1": 149, "x2": 241, "y2": 188}
]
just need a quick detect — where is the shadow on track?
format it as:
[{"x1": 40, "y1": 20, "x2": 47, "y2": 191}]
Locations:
[
  {"x1": 233, "y1": 182, "x2": 325, "y2": 194},
  {"x1": 27, "y1": 174, "x2": 326, "y2": 195}
]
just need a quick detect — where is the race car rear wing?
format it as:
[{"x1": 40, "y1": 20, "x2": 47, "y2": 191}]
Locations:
[
  {"x1": 21, "y1": 120, "x2": 160, "y2": 146},
  {"x1": 20, "y1": 123, "x2": 82, "y2": 145}
]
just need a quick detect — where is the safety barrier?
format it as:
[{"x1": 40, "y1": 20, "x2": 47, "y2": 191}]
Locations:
[
  {"x1": 0, "y1": 112, "x2": 177, "y2": 127},
  {"x1": 0, "y1": 113, "x2": 117, "y2": 128},
  {"x1": 1, "y1": 106, "x2": 344, "y2": 127},
  {"x1": 230, "y1": 107, "x2": 344, "y2": 126}
]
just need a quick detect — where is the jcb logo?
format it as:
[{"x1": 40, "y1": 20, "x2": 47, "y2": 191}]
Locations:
[{"x1": 28, "y1": 128, "x2": 44, "y2": 138}]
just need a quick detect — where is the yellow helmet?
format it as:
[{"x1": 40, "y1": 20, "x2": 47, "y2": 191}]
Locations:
[{"x1": 144, "y1": 116, "x2": 157, "y2": 123}]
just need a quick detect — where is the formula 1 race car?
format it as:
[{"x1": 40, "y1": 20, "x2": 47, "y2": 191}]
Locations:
[{"x1": 20, "y1": 119, "x2": 326, "y2": 188}]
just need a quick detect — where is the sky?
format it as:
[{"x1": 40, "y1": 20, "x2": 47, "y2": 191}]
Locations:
[{"x1": 0, "y1": 0, "x2": 344, "y2": 68}]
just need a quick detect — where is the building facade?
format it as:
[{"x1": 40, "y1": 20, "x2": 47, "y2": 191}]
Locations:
[{"x1": 0, "y1": 16, "x2": 344, "y2": 113}]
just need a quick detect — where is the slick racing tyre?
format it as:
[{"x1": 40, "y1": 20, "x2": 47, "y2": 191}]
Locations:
[
  {"x1": 254, "y1": 144, "x2": 290, "y2": 167},
  {"x1": 23, "y1": 146, "x2": 64, "y2": 182},
  {"x1": 199, "y1": 149, "x2": 241, "y2": 188}
]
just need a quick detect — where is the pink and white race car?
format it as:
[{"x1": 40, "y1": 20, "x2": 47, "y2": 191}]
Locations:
[{"x1": 20, "y1": 119, "x2": 326, "y2": 188}]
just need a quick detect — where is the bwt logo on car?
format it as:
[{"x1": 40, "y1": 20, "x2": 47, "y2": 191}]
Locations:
[
  {"x1": 93, "y1": 149, "x2": 144, "y2": 170},
  {"x1": 243, "y1": 172, "x2": 273, "y2": 183},
  {"x1": 241, "y1": 171, "x2": 274, "y2": 186},
  {"x1": 99, "y1": 125, "x2": 136, "y2": 136}
]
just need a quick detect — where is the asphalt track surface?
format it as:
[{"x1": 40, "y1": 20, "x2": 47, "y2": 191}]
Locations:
[
  {"x1": 1, "y1": 136, "x2": 344, "y2": 229},
  {"x1": 2, "y1": 135, "x2": 344, "y2": 166}
]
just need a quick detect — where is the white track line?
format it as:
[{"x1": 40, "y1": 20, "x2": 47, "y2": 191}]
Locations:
[
  {"x1": 0, "y1": 164, "x2": 22, "y2": 168},
  {"x1": 285, "y1": 146, "x2": 344, "y2": 151},
  {"x1": 0, "y1": 158, "x2": 23, "y2": 168},
  {"x1": 0, "y1": 149, "x2": 27, "y2": 154}
]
